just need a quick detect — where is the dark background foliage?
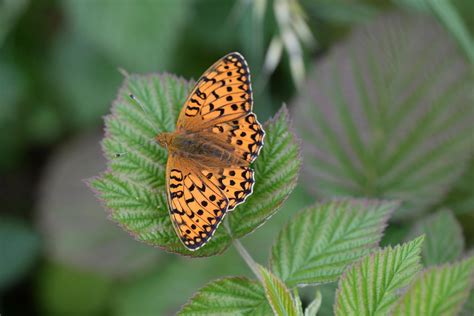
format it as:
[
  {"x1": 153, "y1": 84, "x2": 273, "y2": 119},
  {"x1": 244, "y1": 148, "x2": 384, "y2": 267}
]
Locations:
[{"x1": 1, "y1": 0, "x2": 473, "y2": 315}]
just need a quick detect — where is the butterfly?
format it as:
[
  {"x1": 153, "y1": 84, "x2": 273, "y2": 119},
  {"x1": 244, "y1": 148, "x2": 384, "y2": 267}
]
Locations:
[{"x1": 153, "y1": 52, "x2": 265, "y2": 251}]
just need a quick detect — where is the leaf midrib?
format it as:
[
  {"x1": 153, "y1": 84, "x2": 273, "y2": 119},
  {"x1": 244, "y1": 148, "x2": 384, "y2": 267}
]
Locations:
[{"x1": 284, "y1": 209, "x2": 384, "y2": 285}]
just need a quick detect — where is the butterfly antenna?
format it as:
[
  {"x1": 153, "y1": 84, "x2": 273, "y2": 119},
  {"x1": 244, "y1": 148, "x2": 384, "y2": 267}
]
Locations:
[
  {"x1": 111, "y1": 94, "x2": 162, "y2": 159},
  {"x1": 128, "y1": 93, "x2": 161, "y2": 135},
  {"x1": 129, "y1": 94, "x2": 151, "y2": 117},
  {"x1": 114, "y1": 152, "x2": 128, "y2": 158}
]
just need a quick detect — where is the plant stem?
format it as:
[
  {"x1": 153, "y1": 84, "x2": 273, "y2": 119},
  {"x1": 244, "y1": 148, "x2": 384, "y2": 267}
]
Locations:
[
  {"x1": 224, "y1": 221, "x2": 263, "y2": 282},
  {"x1": 233, "y1": 238, "x2": 264, "y2": 282}
]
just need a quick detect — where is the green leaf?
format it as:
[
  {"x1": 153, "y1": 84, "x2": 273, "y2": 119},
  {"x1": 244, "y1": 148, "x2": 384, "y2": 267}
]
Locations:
[
  {"x1": 237, "y1": 184, "x2": 314, "y2": 266},
  {"x1": 393, "y1": 256, "x2": 474, "y2": 315},
  {"x1": 178, "y1": 277, "x2": 272, "y2": 316},
  {"x1": 62, "y1": 0, "x2": 190, "y2": 72},
  {"x1": 460, "y1": 287, "x2": 474, "y2": 316},
  {"x1": 38, "y1": 132, "x2": 161, "y2": 277},
  {"x1": 393, "y1": 0, "x2": 474, "y2": 59},
  {"x1": 270, "y1": 199, "x2": 397, "y2": 287},
  {"x1": 259, "y1": 265, "x2": 301, "y2": 316},
  {"x1": 0, "y1": 218, "x2": 39, "y2": 291},
  {"x1": 112, "y1": 250, "x2": 251, "y2": 316},
  {"x1": 409, "y1": 209, "x2": 464, "y2": 266},
  {"x1": 304, "y1": 290, "x2": 322, "y2": 316},
  {"x1": 334, "y1": 236, "x2": 424, "y2": 315},
  {"x1": 315, "y1": 282, "x2": 338, "y2": 316},
  {"x1": 89, "y1": 74, "x2": 300, "y2": 257},
  {"x1": 427, "y1": 0, "x2": 474, "y2": 66},
  {"x1": 293, "y1": 13, "x2": 474, "y2": 219},
  {"x1": 395, "y1": 0, "x2": 474, "y2": 65},
  {"x1": 229, "y1": 106, "x2": 301, "y2": 237},
  {"x1": 393, "y1": 0, "x2": 431, "y2": 12},
  {"x1": 441, "y1": 158, "x2": 474, "y2": 215},
  {"x1": 451, "y1": 0, "x2": 474, "y2": 35},
  {"x1": 293, "y1": 288, "x2": 304, "y2": 316}
]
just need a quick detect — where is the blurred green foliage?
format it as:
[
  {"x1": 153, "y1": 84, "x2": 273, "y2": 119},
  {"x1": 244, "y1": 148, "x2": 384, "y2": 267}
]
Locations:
[
  {"x1": 0, "y1": 218, "x2": 38, "y2": 291},
  {"x1": 37, "y1": 263, "x2": 113, "y2": 316},
  {"x1": 0, "y1": 0, "x2": 29, "y2": 46},
  {"x1": 408, "y1": 209, "x2": 465, "y2": 266},
  {"x1": 294, "y1": 13, "x2": 473, "y2": 219},
  {"x1": 37, "y1": 132, "x2": 161, "y2": 277},
  {"x1": 1, "y1": 0, "x2": 474, "y2": 315},
  {"x1": 62, "y1": 0, "x2": 191, "y2": 73}
]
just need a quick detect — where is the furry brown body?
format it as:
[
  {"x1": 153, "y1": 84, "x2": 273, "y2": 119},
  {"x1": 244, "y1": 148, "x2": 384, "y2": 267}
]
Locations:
[{"x1": 156, "y1": 132, "x2": 246, "y2": 168}]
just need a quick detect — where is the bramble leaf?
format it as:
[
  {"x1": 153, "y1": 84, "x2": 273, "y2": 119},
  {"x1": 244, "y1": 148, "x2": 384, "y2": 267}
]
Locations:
[
  {"x1": 178, "y1": 277, "x2": 272, "y2": 315},
  {"x1": 258, "y1": 265, "x2": 302, "y2": 316},
  {"x1": 441, "y1": 159, "x2": 474, "y2": 215},
  {"x1": 461, "y1": 288, "x2": 474, "y2": 316},
  {"x1": 270, "y1": 199, "x2": 397, "y2": 287},
  {"x1": 112, "y1": 252, "x2": 251, "y2": 316},
  {"x1": 427, "y1": 0, "x2": 474, "y2": 65},
  {"x1": 293, "y1": 13, "x2": 474, "y2": 219},
  {"x1": 393, "y1": 256, "x2": 474, "y2": 315},
  {"x1": 409, "y1": 209, "x2": 464, "y2": 266},
  {"x1": 316, "y1": 282, "x2": 338, "y2": 315},
  {"x1": 89, "y1": 74, "x2": 300, "y2": 257},
  {"x1": 304, "y1": 290, "x2": 322, "y2": 316},
  {"x1": 334, "y1": 236, "x2": 424, "y2": 315}
]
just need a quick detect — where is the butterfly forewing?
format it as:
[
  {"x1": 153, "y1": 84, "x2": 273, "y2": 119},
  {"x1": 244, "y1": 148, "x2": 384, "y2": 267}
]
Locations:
[{"x1": 177, "y1": 52, "x2": 253, "y2": 132}]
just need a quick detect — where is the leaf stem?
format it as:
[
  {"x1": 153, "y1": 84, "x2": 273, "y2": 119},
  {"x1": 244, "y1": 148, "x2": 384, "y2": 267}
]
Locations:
[{"x1": 224, "y1": 221, "x2": 263, "y2": 282}]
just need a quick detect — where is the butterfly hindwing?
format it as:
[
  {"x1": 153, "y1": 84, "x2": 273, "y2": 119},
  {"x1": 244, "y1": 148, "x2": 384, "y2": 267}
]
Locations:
[
  {"x1": 209, "y1": 113, "x2": 264, "y2": 163},
  {"x1": 202, "y1": 166, "x2": 254, "y2": 211},
  {"x1": 177, "y1": 52, "x2": 252, "y2": 131},
  {"x1": 166, "y1": 155, "x2": 229, "y2": 250}
]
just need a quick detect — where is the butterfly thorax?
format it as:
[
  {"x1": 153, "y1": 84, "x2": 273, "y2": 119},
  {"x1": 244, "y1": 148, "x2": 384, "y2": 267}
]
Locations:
[{"x1": 156, "y1": 131, "x2": 245, "y2": 168}]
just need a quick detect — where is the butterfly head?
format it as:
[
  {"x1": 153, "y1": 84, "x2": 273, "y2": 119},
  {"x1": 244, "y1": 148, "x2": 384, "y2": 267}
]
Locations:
[{"x1": 156, "y1": 132, "x2": 174, "y2": 149}]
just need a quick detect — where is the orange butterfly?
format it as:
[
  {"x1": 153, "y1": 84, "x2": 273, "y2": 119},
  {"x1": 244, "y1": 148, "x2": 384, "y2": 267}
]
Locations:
[{"x1": 156, "y1": 52, "x2": 265, "y2": 251}]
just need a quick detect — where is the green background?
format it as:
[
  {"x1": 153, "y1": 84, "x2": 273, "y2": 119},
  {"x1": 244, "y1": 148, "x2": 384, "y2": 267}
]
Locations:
[{"x1": 1, "y1": 0, "x2": 473, "y2": 315}]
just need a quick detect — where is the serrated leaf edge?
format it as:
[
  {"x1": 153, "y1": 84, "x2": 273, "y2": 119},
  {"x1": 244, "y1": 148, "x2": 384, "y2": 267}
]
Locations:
[
  {"x1": 333, "y1": 235, "x2": 425, "y2": 315},
  {"x1": 269, "y1": 198, "x2": 399, "y2": 288}
]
